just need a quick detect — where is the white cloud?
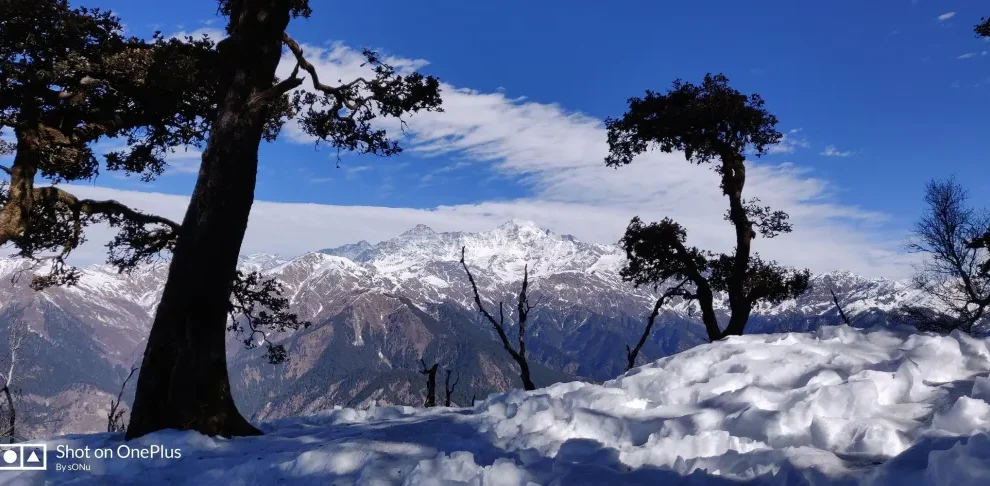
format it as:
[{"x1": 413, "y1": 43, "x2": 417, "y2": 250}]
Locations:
[
  {"x1": 4, "y1": 42, "x2": 918, "y2": 279},
  {"x1": 820, "y1": 145, "x2": 854, "y2": 157},
  {"x1": 958, "y1": 52, "x2": 978, "y2": 60},
  {"x1": 164, "y1": 149, "x2": 203, "y2": 174},
  {"x1": 938, "y1": 12, "x2": 956, "y2": 21},
  {"x1": 53, "y1": 185, "x2": 915, "y2": 280},
  {"x1": 767, "y1": 128, "x2": 811, "y2": 155}
]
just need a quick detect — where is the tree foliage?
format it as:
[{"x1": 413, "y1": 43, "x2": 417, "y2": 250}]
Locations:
[
  {"x1": 976, "y1": 17, "x2": 990, "y2": 38},
  {"x1": 0, "y1": 0, "x2": 306, "y2": 361},
  {"x1": 228, "y1": 270, "x2": 310, "y2": 365},
  {"x1": 606, "y1": 74, "x2": 809, "y2": 342},
  {"x1": 0, "y1": 0, "x2": 216, "y2": 287},
  {"x1": 903, "y1": 178, "x2": 990, "y2": 333}
]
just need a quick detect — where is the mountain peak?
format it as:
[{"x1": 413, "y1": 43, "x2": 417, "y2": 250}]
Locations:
[
  {"x1": 400, "y1": 224, "x2": 437, "y2": 237},
  {"x1": 497, "y1": 219, "x2": 543, "y2": 231}
]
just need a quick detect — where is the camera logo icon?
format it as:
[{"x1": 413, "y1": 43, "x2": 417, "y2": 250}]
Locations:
[{"x1": 0, "y1": 444, "x2": 47, "y2": 470}]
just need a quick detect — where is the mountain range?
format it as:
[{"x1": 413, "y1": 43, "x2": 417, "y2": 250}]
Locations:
[{"x1": 0, "y1": 220, "x2": 930, "y2": 439}]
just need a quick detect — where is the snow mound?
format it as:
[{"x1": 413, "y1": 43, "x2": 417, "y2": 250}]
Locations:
[{"x1": 7, "y1": 325, "x2": 990, "y2": 485}]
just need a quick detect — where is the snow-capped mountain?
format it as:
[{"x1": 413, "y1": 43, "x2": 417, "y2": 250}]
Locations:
[{"x1": 0, "y1": 220, "x2": 930, "y2": 438}]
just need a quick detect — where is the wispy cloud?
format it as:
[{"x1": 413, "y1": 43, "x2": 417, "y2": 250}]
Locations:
[
  {"x1": 27, "y1": 41, "x2": 916, "y2": 279},
  {"x1": 938, "y1": 12, "x2": 956, "y2": 21},
  {"x1": 767, "y1": 128, "x2": 811, "y2": 155},
  {"x1": 958, "y1": 52, "x2": 978, "y2": 60},
  {"x1": 164, "y1": 149, "x2": 203, "y2": 174},
  {"x1": 820, "y1": 145, "x2": 854, "y2": 157}
]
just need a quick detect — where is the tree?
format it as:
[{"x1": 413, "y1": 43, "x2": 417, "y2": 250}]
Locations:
[
  {"x1": 107, "y1": 366, "x2": 137, "y2": 433},
  {"x1": 0, "y1": 0, "x2": 313, "y2": 440},
  {"x1": 829, "y1": 284, "x2": 851, "y2": 325},
  {"x1": 419, "y1": 360, "x2": 438, "y2": 408},
  {"x1": 0, "y1": 310, "x2": 26, "y2": 442},
  {"x1": 126, "y1": 0, "x2": 442, "y2": 439},
  {"x1": 605, "y1": 74, "x2": 810, "y2": 342},
  {"x1": 903, "y1": 178, "x2": 989, "y2": 333},
  {"x1": 0, "y1": 0, "x2": 217, "y2": 288},
  {"x1": 443, "y1": 368, "x2": 459, "y2": 407},
  {"x1": 460, "y1": 247, "x2": 538, "y2": 391}
]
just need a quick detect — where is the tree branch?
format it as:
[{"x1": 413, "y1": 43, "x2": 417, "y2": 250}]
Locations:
[
  {"x1": 829, "y1": 285, "x2": 851, "y2": 325},
  {"x1": 108, "y1": 366, "x2": 137, "y2": 433},
  {"x1": 460, "y1": 246, "x2": 536, "y2": 390},
  {"x1": 282, "y1": 33, "x2": 371, "y2": 109},
  {"x1": 626, "y1": 278, "x2": 689, "y2": 371}
]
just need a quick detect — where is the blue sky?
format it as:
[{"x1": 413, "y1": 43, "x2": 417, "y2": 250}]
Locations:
[{"x1": 6, "y1": 1, "x2": 990, "y2": 277}]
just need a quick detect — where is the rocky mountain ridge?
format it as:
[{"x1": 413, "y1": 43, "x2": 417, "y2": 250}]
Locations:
[{"x1": 0, "y1": 220, "x2": 930, "y2": 437}]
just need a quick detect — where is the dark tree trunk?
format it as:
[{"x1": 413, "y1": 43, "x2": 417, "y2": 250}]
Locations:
[
  {"x1": 695, "y1": 283, "x2": 722, "y2": 342},
  {"x1": 721, "y1": 156, "x2": 754, "y2": 338},
  {"x1": 0, "y1": 129, "x2": 39, "y2": 244},
  {"x1": 516, "y1": 356, "x2": 535, "y2": 391},
  {"x1": 420, "y1": 361, "x2": 438, "y2": 408},
  {"x1": 1, "y1": 386, "x2": 14, "y2": 440},
  {"x1": 126, "y1": 2, "x2": 292, "y2": 440}
]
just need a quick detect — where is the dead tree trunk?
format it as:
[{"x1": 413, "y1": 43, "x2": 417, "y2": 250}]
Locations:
[
  {"x1": 443, "y1": 369, "x2": 459, "y2": 407},
  {"x1": 460, "y1": 247, "x2": 538, "y2": 391},
  {"x1": 126, "y1": 1, "x2": 294, "y2": 440},
  {"x1": 420, "y1": 360, "x2": 438, "y2": 408}
]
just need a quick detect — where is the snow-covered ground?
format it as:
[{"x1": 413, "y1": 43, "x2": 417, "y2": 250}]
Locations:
[{"x1": 5, "y1": 324, "x2": 990, "y2": 485}]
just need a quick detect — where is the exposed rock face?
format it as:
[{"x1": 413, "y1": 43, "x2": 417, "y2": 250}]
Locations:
[{"x1": 0, "y1": 221, "x2": 932, "y2": 437}]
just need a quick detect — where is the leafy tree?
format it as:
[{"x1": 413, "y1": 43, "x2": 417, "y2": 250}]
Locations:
[
  {"x1": 125, "y1": 0, "x2": 442, "y2": 439},
  {"x1": 902, "y1": 178, "x2": 989, "y2": 333},
  {"x1": 605, "y1": 74, "x2": 809, "y2": 342},
  {"x1": 0, "y1": 0, "x2": 313, "y2": 438},
  {"x1": 976, "y1": 17, "x2": 990, "y2": 38},
  {"x1": 0, "y1": 0, "x2": 216, "y2": 287}
]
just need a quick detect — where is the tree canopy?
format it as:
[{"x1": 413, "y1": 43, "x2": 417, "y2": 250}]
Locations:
[
  {"x1": 606, "y1": 74, "x2": 809, "y2": 342},
  {"x1": 0, "y1": 0, "x2": 218, "y2": 287}
]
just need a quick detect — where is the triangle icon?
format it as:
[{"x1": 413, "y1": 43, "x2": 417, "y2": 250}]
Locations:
[{"x1": 26, "y1": 451, "x2": 40, "y2": 463}]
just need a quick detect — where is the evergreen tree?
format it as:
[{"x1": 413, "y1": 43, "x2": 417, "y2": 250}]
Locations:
[{"x1": 605, "y1": 74, "x2": 809, "y2": 343}]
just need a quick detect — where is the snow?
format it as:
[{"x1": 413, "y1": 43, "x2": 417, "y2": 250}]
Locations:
[{"x1": 6, "y1": 324, "x2": 990, "y2": 485}]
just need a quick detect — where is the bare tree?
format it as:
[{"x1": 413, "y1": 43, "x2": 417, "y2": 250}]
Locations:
[
  {"x1": 443, "y1": 369, "x2": 459, "y2": 407},
  {"x1": 625, "y1": 279, "x2": 690, "y2": 371},
  {"x1": 419, "y1": 360, "x2": 438, "y2": 408},
  {"x1": 108, "y1": 367, "x2": 138, "y2": 433},
  {"x1": 905, "y1": 178, "x2": 990, "y2": 333},
  {"x1": 460, "y1": 247, "x2": 538, "y2": 391},
  {"x1": 828, "y1": 284, "x2": 851, "y2": 325},
  {"x1": 0, "y1": 313, "x2": 26, "y2": 442}
]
